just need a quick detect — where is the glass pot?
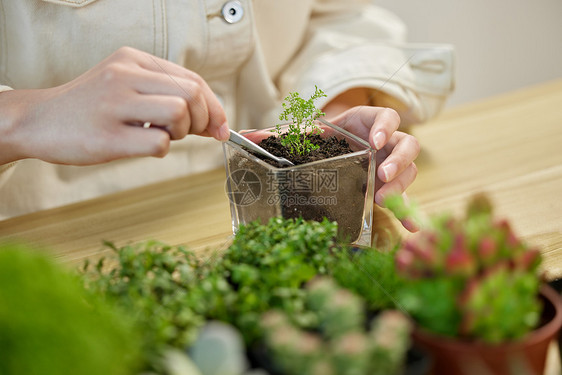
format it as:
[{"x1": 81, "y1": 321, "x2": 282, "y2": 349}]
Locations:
[{"x1": 222, "y1": 120, "x2": 376, "y2": 247}]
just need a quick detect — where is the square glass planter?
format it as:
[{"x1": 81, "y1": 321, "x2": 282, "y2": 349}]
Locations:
[{"x1": 222, "y1": 120, "x2": 376, "y2": 247}]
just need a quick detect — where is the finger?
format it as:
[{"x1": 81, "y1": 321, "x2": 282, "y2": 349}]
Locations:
[
  {"x1": 327, "y1": 106, "x2": 371, "y2": 140},
  {"x1": 377, "y1": 132, "x2": 420, "y2": 183},
  {"x1": 327, "y1": 106, "x2": 400, "y2": 150},
  {"x1": 375, "y1": 163, "x2": 418, "y2": 206},
  {"x1": 132, "y1": 48, "x2": 203, "y2": 82},
  {"x1": 181, "y1": 91, "x2": 230, "y2": 141},
  {"x1": 125, "y1": 62, "x2": 228, "y2": 141},
  {"x1": 368, "y1": 108, "x2": 400, "y2": 151},
  {"x1": 109, "y1": 125, "x2": 171, "y2": 159},
  {"x1": 185, "y1": 86, "x2": 212, "y2": 137},
  {"x1": 401, "y1": 217, "x2": 420, "y2": 233},
  {"x1": 119, "y1": 95, "x2": 190, "y2": 140}
]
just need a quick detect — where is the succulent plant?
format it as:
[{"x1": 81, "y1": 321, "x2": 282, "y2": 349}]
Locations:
[
  {"x1": 189, "y1": 321, "x2": 249, "y2": 375},
  {"x1": 369, "y1": 310, "x2": 413, "y2": 375},
  {"x1": 458, "y1": 263, "x2": 541, "y2": 343},
  {"x1": 389, "y1": 193, "x2": 543, "y2": 343},
  {"x1": 306, "y1": 277, "x2": 365, "y2": 339},
  {"x1": 330, "y1": 331, "x2": 370, "y2": 375},
  {"x1": 259, "y1": 277, "x2": 411, "y2": 375}
]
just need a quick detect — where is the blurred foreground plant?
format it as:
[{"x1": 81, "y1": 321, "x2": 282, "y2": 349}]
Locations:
[
  {"x1": 82, "y1": 240, "x2": 208, "y2": 371},
  {"x1": 0, "y1": 243, "x2": 141, "y2": 375}
]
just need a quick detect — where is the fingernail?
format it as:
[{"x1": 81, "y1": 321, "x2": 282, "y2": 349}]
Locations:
[
  {"x1": 401, "y1": 218, "x2": 420, "y2": 233},
  {"x1": 373, "y1": 131, "x2": 385, "y2": 150},
  {"x1": 382, "y1": 163, "x2": 397, "y2": 181},
  {"x1": 218, "y1": 122, "x2": 230, "y2": 142}
]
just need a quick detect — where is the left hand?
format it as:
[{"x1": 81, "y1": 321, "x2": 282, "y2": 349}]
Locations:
[{"x1": 327, "y1": 106, "x2": 420, "y2": 232}]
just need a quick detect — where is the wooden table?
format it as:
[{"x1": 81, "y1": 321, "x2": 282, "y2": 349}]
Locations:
[
  {"x1": 1, "y1": 79, "x2": 561, "y2": 375},
  {"x1": 1, "y1": 80, "x2": 561, "y2": 280}
]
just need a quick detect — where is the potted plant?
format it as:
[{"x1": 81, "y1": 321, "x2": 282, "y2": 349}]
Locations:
[
  {"x1": 223, "y1": 87, "x2": 376, "y2": 247},
  {"x1": 386, "y1": 193, "x2": 562, "y2": 375}
]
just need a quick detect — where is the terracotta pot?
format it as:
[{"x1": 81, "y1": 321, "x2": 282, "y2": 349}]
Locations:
[{"x1": 411, "y1": 284, "x2": 562, "y2": 375}]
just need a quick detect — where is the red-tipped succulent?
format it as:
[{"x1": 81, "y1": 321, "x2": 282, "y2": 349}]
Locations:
[
  {"x1": 390, "y1": 193, "x2": 544, "y2": 343},
  {"x1": 444, "y1": 233, "x2": 476, "y2": 277}
]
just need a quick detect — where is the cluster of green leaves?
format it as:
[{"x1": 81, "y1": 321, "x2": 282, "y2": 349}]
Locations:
[
  {"x1": 204, "y1": 217, "x2": 350, "y2": 342},
  {"x1": 397, "y1": 278, "x2": 462, "y2": 337},
  {"x1": 332, "y1": 246, "x2": 406, "y2": 311},
  {"x1": 396, "y1": 267, "x2": 542, "y2": 342},
  {"x1": 459, "y1": 266, "x2": 541, "y2": 343},
  {"x1": 275, "y1": 85, "x2": 327, "y2": 156},
  {"x1": 82, "y1": 241, "x2": 208, "y2": 370},
  {"x1": 0, "y1": 243, "x2": 141, "y2": 375},
  {"x1": 82, "y1": 218, "x2": 357, "y2": 369}
]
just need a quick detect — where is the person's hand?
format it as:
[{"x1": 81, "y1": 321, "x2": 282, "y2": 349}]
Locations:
[
  {"x1": 0, "y1": 46, "x2": 229, "y2": 166},
  {"x1": 327, "y1": 106, "x2": 420, "y2": 232}
]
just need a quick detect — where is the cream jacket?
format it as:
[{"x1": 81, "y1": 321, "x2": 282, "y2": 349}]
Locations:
[{"x1": 0, "y1": 0, "x2": 454, "y2": 219}]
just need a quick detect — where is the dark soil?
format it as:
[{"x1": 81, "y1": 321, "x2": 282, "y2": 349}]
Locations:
[{"x1": 256, "y1": 134, "x2": 353, "y2": 167}]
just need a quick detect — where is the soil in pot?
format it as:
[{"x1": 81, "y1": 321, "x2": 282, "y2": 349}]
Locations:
[
  {"x1": 254, "y1": 134, "x2": 367, "y2": 242},
  {"x1": 411, "y1": 284, "x2": 562, "y2": 375},
  {"x1": 257, "y1": 134, "x2": 353, "y2": 166}
]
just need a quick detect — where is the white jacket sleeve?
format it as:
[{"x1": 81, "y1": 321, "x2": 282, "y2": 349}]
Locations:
[{"x1": 277, "y1": 1, "x2": 455, "y2": 125}]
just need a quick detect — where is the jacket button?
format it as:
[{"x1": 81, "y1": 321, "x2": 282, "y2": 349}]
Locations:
[{"x1": 221, "y1": 1, "x2": 244, "y2": 24}]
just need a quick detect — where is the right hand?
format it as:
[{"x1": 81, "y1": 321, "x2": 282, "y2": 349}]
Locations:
[{"x1": 0, "y1": 46, "x2": 229, "y2": 166}]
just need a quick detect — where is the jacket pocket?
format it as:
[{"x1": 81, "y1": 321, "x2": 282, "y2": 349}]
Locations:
[
  {"x1": 1, "y1": 0, "x2": 168, "y2": 90},
  {"x1": 41, "y1": 0, "x2": 99, "y2": 8},
  {"x1": 35, "y1": 0, "x2": 168, "y2": 59}
]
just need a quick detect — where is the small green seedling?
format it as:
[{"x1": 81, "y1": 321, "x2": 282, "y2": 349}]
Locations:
[{"x1": 275, "y1": 86, "x2": 327, "y2": 156}]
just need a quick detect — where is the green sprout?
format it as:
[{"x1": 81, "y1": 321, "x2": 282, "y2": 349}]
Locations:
[{"x1": 275, "y1": 86, "x2": 327, "y2": 156}]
